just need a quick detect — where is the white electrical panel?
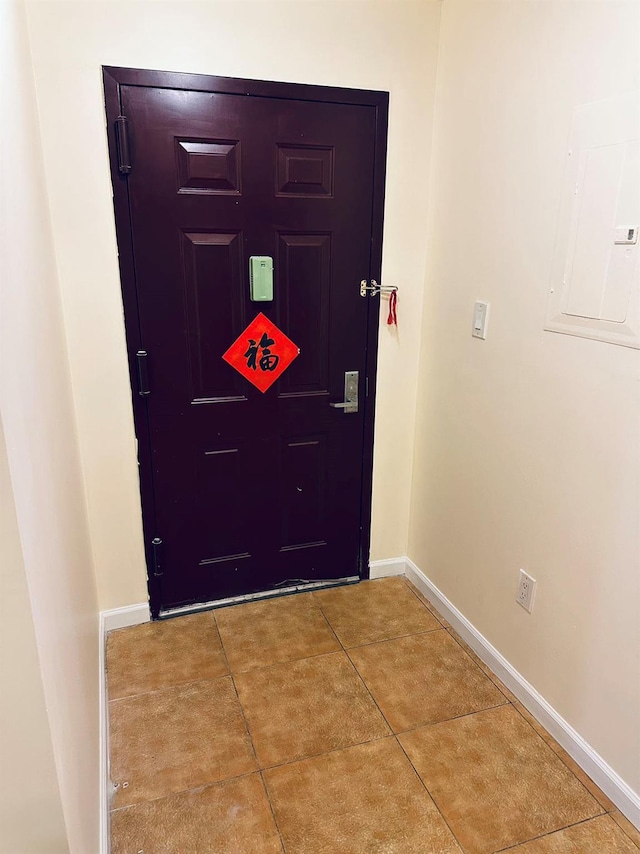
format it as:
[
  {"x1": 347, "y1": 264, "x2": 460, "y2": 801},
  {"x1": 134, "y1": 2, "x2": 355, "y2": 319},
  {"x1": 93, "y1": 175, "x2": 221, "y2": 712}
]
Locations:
[{"x1": 545, "y1": 92, "x2": 640, "y2": 349}]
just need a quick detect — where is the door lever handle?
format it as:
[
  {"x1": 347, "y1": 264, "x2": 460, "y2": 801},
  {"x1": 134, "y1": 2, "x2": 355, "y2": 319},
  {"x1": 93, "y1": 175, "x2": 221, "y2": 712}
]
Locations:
[{"x1": 329, "y1": 370, "x2": 359, "y2": 414}]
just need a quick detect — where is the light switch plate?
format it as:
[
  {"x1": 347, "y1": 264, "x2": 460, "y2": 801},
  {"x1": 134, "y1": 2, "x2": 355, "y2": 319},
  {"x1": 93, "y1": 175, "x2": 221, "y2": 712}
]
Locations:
[
  {"x1": 472, "y1": 301, "x2": 490, "y2": 339},
  {"x1": 614, "y1": 225, "x2": 638, "y2": 245}
]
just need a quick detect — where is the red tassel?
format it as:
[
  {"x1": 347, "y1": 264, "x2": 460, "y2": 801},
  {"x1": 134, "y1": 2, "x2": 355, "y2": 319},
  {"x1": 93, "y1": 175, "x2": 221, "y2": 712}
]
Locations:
[{"x1": 387, "y1": 289, "x2": 398, "y2": 326}]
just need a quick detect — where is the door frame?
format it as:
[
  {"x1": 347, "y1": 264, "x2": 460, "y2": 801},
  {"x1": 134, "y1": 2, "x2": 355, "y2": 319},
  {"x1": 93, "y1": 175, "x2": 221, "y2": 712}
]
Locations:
[{"x1": 102, "y1": 66, "x2": 389, "y2": 618}]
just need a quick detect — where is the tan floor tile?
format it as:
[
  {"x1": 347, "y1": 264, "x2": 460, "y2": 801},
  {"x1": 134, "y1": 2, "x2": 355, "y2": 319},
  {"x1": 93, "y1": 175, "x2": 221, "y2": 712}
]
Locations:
[
  {"x1": 445, "y1": 627, "x2": 520, "y2": 702},
  {"x1": 235, "y1": 651, "x2": 390, "y2": 767},
  {"x1": 610, "y1": 809, "x2": 640, "y2": 848},
  {"x1": 542, "y1": 748, "x2": 617, "y2": 813},
  {"x1": 506, "y1": 814, "x2": 639, "y2": 853},
  {"x1": 109, "y1": 677, "x2": 256, "y2": 808},
  {"x1": 404, "y1": 579, "x2": 450, "y2": 626},
  {"x1": 313, "y1": 577, "x2": 439, "y2": 648},
  {"x1": 399, "y1": 705, "x2": 602, "y2": 854},
  {"x1": 214, "y1": 592, "x2": 340, "y2": 672},
  {"x1": 106, "y1": 612, "x2": 228, "y2": 699},
  {"x1": 110, "y1": 773, "x2": 283, "y2": 854},
  {"x1": 510, "y1": 700, "x2": 558, "y2": 746},
  {"x1": 264, "y1": 738, "x2": 463, "y2": 854},
  {"x1": 511, "y1": 701, "x2": 616, "y2": 812},
  {"x1": 349, "y1": 630, "x2": 507, "y2": 732}
]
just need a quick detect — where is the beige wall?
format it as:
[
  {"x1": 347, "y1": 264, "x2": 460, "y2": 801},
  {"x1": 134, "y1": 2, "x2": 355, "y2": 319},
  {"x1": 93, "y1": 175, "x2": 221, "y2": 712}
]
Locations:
[
  {"x1": 0, "y1": 2, "x2": 100, "y2": 850},
  {"x1": 13, "y1": 0, "x2": 638, "y2": 832},
  {"x1": 0, "y1": 418, "x2": 68, "y2": 854},
  {"x1": 25, "y1": 0, "x2": 443, "y2": 611},
  {"x1": 409, "y1": 0, "x2": 640, "y2": 794}
]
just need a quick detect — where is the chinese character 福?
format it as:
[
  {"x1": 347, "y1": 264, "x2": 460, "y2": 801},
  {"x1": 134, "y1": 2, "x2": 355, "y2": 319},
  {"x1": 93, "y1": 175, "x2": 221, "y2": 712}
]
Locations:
[{"x1": 244, "y1": 332, "x2": 280, "y2": 372}]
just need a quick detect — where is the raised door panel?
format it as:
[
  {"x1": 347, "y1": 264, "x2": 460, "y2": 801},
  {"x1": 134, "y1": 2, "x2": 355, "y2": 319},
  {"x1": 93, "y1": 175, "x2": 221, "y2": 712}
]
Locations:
[
  {"x1": 276, "y1": 233, "x2": 331, "y2": 396},
  {"x1": 197, "y1": 443, "x2": 252, "y2": 565},
  {"x1": 276, "y1": 144, "x2": 334, "y2": 197},
  {"x1": 279, "y1": 435, "x2": 327, "y2": 551},
  {"x1": 182, "y1": 231, "x2": 246, "y2": 402},
  {"x1": 176, "y1": 138, "x2": 242, "y2": 195}
]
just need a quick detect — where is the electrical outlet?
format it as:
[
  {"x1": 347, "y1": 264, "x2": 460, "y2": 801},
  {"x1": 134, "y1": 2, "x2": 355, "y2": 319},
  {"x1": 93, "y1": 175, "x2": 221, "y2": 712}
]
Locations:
[{"x1": 516, "y1": 570, "x2": 537, "y2": 613}]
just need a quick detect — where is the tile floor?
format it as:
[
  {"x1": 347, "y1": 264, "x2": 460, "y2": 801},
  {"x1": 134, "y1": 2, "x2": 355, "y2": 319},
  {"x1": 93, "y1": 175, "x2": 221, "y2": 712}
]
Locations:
[{"x1": 106, "y1": 577, "x2": 640, "y2": 854}]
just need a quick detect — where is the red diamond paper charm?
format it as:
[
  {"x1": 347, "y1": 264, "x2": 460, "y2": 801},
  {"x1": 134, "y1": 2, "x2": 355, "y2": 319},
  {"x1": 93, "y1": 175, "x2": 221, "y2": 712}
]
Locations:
[{"x1": 222, "y1": 312, "x2": 300, "y2": 393}]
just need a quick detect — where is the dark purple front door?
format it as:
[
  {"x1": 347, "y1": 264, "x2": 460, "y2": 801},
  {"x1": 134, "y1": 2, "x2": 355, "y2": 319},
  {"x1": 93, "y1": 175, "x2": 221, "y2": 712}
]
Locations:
[{"x1": 104, "y1": 68, "x2": 388, "y2": 616}]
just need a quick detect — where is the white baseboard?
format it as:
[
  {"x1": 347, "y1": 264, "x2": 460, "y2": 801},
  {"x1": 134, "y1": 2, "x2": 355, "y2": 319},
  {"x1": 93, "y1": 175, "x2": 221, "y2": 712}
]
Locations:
[
  {"x1": 102, "y1": 602, "x2": 150, "y2": 633},
  {"x1": 369, "y1": 557, "x2": 406, "y2": 579},
  {"x1": 99, "y1": 602, "x2": 150, "y2": 853},
  {"x1": 98, "y1": 610, "x2": 110, "y2": 854},
  {"x1": 402, "y1": 557, "x2": 640, "y2": 830}
]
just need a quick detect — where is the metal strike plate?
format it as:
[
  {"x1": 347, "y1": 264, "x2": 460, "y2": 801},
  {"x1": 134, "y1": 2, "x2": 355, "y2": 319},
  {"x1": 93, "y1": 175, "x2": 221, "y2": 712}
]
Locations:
[{"x1": 329, "y1": 370, "x2": 358, "y2": 413}]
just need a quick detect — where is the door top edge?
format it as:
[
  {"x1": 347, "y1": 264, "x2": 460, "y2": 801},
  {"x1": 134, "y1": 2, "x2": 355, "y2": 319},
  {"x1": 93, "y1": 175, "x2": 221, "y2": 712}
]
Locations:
[{"x1": 102, "y1": 66, "x2": 389, "y2": 109}]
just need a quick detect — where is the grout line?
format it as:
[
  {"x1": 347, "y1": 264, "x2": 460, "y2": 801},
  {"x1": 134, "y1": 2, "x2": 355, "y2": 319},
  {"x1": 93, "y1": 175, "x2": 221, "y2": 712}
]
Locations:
[
  {"x1": 211, "y1": 607, "x2": 242, "y2": 674},
  {"x1": 212, "y1": 617, "x2": 230, "y2": 664},
  {"x1": 394, "y1": 735, "x2": 466, "y2": 852},
  {"x1": 107, "y1": 614, "x2": 231, "y2": 703},
  {"x1": 212, "y1": 595, "x2": 346, "y2": 673},
  {"x1": 310, "y1": 596, "x2": 349, "y2": 651},
  {"x1": 341, "y1": 651, "x2": 394, "y2": 735},
  {"x1": 353, "y1": 609, "x2": 511, "y2": 711},
  {"x1": 108, "y1": 672, "x2": 232, "y2": 705},
  {"x1": 312, "y1": 583, "x2": 442, "y2": 651},
  {"x1": 226, "y1": 652, "x2": 288, "y2": 853},
  {"x1": 305, "y1": 601, "x2": 447, "y2": 750},
  {"x1": 508, "y1": 700, "x2": 609, "y2": 817},
  {"x1": 607, "y1": 812, "x2": 640, "y2": 850},
  {"x1": 254, "y1": 733, "x2": 395, "y2": 776},
  {"x1": 228, "y1": 670, "x2": 262, "y2": 776},
  {"x1": 491, "y1": 813, "x2": 615, "y2": 852},
  {"x1": 233, "y1": 649, "x2": 354, "y2": 685},
  {"x1": 343, "y1": 625, "x2": 443, "y2": 651},
  {"x1": 443, "y1": 626, "x2": 514, "y2": 701},
  {"x1": 387, "y1": 701, "x2": 511, "y2": 738},
  {"x1": 109, "y1": 769, "x2": 261, "y2": 814},
  {"x1": 229, "y1": 676, "x2": 292, "y2": 853},
  {"x1": 402, "y1": 577, "x2": 448, "y2": 624},
  {"x1": 319, "y1": 607, "x2": 346, "y2": 650},
  {"x1": 259, "y1": 770, "x2": 287, "y2": 854},
  {"x1": 225, "y1": 645, "x2": 346, "y2": 676}
]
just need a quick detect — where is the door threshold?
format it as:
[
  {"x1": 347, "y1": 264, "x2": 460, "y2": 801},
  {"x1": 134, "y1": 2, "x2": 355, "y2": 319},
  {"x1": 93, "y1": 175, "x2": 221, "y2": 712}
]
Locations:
[{"x1": 158, "y1": 576, "x2": 360, "y2": 619}]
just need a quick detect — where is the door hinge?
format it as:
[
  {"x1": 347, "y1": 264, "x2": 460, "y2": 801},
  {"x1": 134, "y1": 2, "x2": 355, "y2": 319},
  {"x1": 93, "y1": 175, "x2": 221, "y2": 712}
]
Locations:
[
  {"x1": 136, "y1": 350, "x2": 150, "y2": 396},
  {"x1": 115, "y1": 115, "x2": 132, "y2": 174},
  {"x1": 151, "y1": 537, "x2": 163, "y2": 577}
]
